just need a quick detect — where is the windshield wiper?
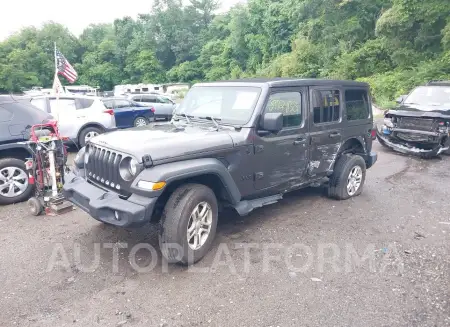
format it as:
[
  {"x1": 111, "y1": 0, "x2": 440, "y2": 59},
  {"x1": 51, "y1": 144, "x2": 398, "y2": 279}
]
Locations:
[
  {"x1": 198, "y1": 116, "x2": 221, "y2": 130},
  {"x1": 175, "y1": 113, "x2": 193, "y2": 123}
]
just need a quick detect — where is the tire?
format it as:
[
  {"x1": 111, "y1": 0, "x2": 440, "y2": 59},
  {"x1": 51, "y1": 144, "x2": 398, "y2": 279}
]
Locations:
[
  {"x1": 133, "y1": 116, "x2": 149, "y2": 127},
  {"x1": 78, "y1": 127, "x2": 102, "y2": 148},
  {"x1": 27, "y1": 197, "x2": 43, "y2": 216},
  {"x1": 159, "y1": 183, "x2": 218, "y2": 265},
  {"x1": 328, "y1": 154, "x2": 366, "y2": 200},
  {"x1": 0, "y1": 158, "x2": 34, "y2": 205}
]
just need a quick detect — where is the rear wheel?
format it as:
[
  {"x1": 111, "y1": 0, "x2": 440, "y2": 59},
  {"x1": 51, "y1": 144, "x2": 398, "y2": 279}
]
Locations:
[
  {"x1": 0, "y1": 158, "x2": 33, "y2": 205},
  {"x1": 159, "y1": 184, "x2": 218, "y2": 265},
  {"x1": 134, "y1": 116, "x2": 149, "y2": 127},
  {"x1": 328, "y1": 154, "x2": 366, "y2": 200},
  {"x1": 79, "y1": 127, "x2": 102, "y2": 147}
]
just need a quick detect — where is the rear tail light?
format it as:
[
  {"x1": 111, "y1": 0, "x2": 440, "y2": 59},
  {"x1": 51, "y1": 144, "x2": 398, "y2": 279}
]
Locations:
[
  {"x1": 103, "y1": 109, "x2": 114, "y2": 116},
  {"x1": 370, "y1": 128, "x2": 376, "y2": 140},
  {"x1": 150, "y1": 107, "x2": 155, "y2": 113}
]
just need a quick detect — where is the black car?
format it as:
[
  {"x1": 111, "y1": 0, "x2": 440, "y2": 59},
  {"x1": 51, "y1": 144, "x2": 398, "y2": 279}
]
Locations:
[
  {"x1": 0, "y1": 95, "x2": 53, "y2": 204},
  {"x1": 64, "y1": 78, "x2": 377, "y2": 264},
  {"x1": 377, "y1": 81, "x2": 450, "y2": 158}
]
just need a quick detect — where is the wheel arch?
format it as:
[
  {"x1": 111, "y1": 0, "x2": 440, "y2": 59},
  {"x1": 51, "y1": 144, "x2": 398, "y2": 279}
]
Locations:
[
  {"x1": 0, "y1": 144, "x2": 33, "y2": 161},
  {"x1": 131, "y1": 158, "x2": 242, "y2": 220},
  {"x1": 328, "y1": 137, "x2": 367, "y2": 173},
  {"x1": 76, "y1": 123, "x2": 107, "y2": 141}
]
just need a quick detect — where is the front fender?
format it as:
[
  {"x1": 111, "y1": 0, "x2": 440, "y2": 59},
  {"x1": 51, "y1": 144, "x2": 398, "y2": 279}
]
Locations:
[{"x1": 130, "y1": 158, "x2": 242, "y2": 204}]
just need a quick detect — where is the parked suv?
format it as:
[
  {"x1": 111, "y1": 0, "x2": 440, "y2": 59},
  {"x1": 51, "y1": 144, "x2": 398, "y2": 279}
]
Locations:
[
  {"x1": 64, "y1": 79, "x2": 377, "y2": 264},
  {"x1": 377, "y1": 81, "x2": 450, "y2": 158},
  {"x1": 27, "y1": 95, "x2": 116, "y2": 147},
  {"x1": 0, "y1": 95, "x2": 53, "y2": 204}
]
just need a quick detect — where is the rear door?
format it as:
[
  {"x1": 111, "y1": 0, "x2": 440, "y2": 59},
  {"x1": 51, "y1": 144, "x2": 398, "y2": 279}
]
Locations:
[
  {"x1": 309, "y1": 87, "x2": 344, "y2": 177},
  {"x1": 343, "y1": 88, "x2": 373, "y2": 152},
  {"x1": 48, "y1": 98, "x2": 78, "y2": 138},
  {"x1": 253, "y1": 87, "x2": 309, "y2": 191},
  {"x1": 112, "y1": 99, "x2": 134, "y2": 128}
]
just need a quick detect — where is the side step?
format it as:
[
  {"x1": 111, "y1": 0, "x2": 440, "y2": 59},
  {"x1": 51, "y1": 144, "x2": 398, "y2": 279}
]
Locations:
[{"x1": 233, "y1": 194, "x2": 283, "y2": 216}]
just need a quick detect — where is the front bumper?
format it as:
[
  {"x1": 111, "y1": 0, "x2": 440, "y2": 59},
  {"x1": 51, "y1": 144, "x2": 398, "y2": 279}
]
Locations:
[
  {"x1": 376, "y1": 129, "x2": 449, "y2": 158},
  {"x1": 63, "y1": 172, "x2": 157, "y2": 227}
]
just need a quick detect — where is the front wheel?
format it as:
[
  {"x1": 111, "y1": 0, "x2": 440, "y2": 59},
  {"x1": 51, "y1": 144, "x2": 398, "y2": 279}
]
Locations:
[
  {"x1": 159, "y1": 184, "x2": 218, "y2": 265},
  {"x1": 328, "y1": 154, "x2": 366, "y2": 200}
]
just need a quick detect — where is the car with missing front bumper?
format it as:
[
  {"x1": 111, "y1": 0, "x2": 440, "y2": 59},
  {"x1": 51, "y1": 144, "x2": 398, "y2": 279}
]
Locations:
[
  {"x1": 64, "y1": 78, "x2": 377, "y2": 265},
  {"x1": 377, "y1": 81, "x2": 450, "y2": 158}
]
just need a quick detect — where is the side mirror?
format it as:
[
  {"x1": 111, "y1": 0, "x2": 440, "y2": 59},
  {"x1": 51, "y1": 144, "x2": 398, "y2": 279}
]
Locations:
[
  {"x1": 396, "y1": 95, "x2": 406, "y2": 104},
  {"x1": 260, "y1": 112, "x2": 283, "y2": 133}
]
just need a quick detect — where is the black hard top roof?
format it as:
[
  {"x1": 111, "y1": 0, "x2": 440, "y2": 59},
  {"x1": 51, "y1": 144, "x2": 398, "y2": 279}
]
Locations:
[
  {"x1": 426, "y1": 80, "x2": 450, "y2": 86},
  {"x1": 196, "y1": 78, "x2": 368, "y2": 88}
]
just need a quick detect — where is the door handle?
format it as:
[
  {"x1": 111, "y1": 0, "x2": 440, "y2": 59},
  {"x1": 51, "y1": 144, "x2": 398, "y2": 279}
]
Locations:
[
  {"x1": 293, "y1": 138, "x2": 307, "y2": 145},
  {"x1": 329, "y1": 132, "x2": 341, "y2": 139}
]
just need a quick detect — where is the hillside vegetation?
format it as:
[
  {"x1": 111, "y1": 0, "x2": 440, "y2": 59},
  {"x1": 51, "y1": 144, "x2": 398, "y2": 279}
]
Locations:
[{"x1": 1, "y1": 0, "x2": 449, "y2": 107}]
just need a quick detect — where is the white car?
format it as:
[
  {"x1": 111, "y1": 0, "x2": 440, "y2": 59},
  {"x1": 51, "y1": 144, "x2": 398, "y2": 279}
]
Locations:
[{"x1": 28, "y1": 95, "x2": 116, "y2": 147}]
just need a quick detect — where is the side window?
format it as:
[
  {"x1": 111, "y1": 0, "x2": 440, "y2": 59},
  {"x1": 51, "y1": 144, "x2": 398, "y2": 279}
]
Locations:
[
  {"x1": 75, "y1": 98, "x2": 94, "y2": 109},
  {"x1": 0, "y1": 107, "x2": 13, "y2": 122},
  {"x1": 49, "y1": 99, "x2": 76, "y2": 112},
  {"x1": 30, "y1": 98, "x2": 47, "y2": 112},
  {"x1": 115, "y1": 100, "x2": 130, "y2": 108},
  {"x1": 142, "y1": 96, "x2": 156, "y2": 103},
  {"x1": 345, "y1": 89, "x2": 369, "y2": 121},
  {"x1": 266, "y1": 92, "x2": 302, "y2": 128},
  {"x1": 313, "y1": 90, "x2": 340, "y2": 124},
  {"x1": 133, "y1": 96, "x2": 141, "y2": 103}
]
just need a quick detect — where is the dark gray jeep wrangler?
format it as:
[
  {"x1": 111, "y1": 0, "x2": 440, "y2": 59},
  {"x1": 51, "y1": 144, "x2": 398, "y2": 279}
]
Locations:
[{"x1": 64, "y1": 79, "x2": 377, "y2": 264}]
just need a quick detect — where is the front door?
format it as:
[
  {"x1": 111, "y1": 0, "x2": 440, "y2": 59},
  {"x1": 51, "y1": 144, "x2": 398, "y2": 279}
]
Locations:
[
  {"x1": 308, "y1": 87, "x2": 344, "y2": 177},
  {"x1": 253, "y1": 87, "x2": 309, "y2": 191}
]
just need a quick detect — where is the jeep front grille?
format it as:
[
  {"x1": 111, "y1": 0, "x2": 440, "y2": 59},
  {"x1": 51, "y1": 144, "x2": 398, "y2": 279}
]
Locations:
[
  {"x1": 85, "y1": 145, "x2": 125, "y2": 195},
  {"x1": 397, "y1": 117, "x2": 435, "y2": 132}
]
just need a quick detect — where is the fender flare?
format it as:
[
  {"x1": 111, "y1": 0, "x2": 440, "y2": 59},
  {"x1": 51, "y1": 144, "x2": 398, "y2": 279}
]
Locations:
[
  {"x1": 0, "y1": 142, "x2": 33, "y2": 156},
  {"x1": 130, "y1": 158, "x2": 242, "y2": 204}
]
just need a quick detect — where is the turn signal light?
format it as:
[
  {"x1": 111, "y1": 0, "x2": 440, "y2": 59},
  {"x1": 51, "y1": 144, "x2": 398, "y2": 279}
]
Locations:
[{"x1": 137, "y1": 180, "x2": 166, "y2": 191}]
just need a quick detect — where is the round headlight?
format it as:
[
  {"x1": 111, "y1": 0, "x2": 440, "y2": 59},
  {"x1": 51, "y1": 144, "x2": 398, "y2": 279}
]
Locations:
[{"x1": 129, "y1": 158, "x2": 138, "y2": 175}]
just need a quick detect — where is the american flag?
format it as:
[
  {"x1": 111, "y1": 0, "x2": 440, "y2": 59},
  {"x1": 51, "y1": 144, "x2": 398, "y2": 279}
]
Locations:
[{"x1": 56, "y1": 49, "x2": 78, "y2": 83}]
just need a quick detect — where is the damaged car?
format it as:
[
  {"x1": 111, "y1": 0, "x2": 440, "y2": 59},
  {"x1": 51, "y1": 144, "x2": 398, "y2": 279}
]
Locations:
[
  {"x1": 64, "y1": 79, "x2": 377, "y2": 265},
  {"x1": 377, "y1": 81, "x2": 450, "y2": 158}
]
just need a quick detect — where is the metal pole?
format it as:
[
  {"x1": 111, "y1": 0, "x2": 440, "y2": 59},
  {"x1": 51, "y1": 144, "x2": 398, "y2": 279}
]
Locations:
[
  {"x1": 49, "y1": 142, "x2": 58, "y2": 197},
  {"x1": 54, "y1": 43, "x2": 60, "y2": 121}
]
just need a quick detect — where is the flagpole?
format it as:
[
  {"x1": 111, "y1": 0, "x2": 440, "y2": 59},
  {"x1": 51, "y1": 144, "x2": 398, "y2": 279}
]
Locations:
[{"x1": 54, "y1": 42, "x2": 60, "y2": 121}]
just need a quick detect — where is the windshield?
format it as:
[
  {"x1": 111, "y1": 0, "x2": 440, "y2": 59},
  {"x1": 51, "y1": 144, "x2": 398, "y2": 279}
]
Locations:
[
  {"x1": 174, "y1": 86, "x2": 262, "y2": 125},
  {"x1": 404, "y1": 86, "x2": 450, "y2": 109}
]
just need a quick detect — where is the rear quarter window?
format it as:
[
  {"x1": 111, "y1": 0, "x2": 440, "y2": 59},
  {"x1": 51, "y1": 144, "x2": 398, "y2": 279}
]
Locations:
[
  {"x1": 345, "y1": 89, "x2": 370, "y2": 121},
  {"x1": 75, "y1": 98, "x2": 94, "y2": 109}
]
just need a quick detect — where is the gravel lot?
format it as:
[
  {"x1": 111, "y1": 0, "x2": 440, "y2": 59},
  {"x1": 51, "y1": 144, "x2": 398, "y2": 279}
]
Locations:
[{"x1": 0, "y1": 141, "x2": 449, "y2": 327}]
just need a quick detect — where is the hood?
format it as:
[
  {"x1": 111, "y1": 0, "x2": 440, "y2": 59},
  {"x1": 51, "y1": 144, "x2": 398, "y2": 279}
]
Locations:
[
  {"x1": 388, "y1": 104, "x2": 450, "y2": 118},
  {"x1": 90, "y1": 123, "x2": 234, "y2": 162}
]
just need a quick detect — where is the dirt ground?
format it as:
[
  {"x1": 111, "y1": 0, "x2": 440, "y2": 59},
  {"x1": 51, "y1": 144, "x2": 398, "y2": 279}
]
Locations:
[{"x1": 0, "y1": 141, "x2": 449, "y2": 327}]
